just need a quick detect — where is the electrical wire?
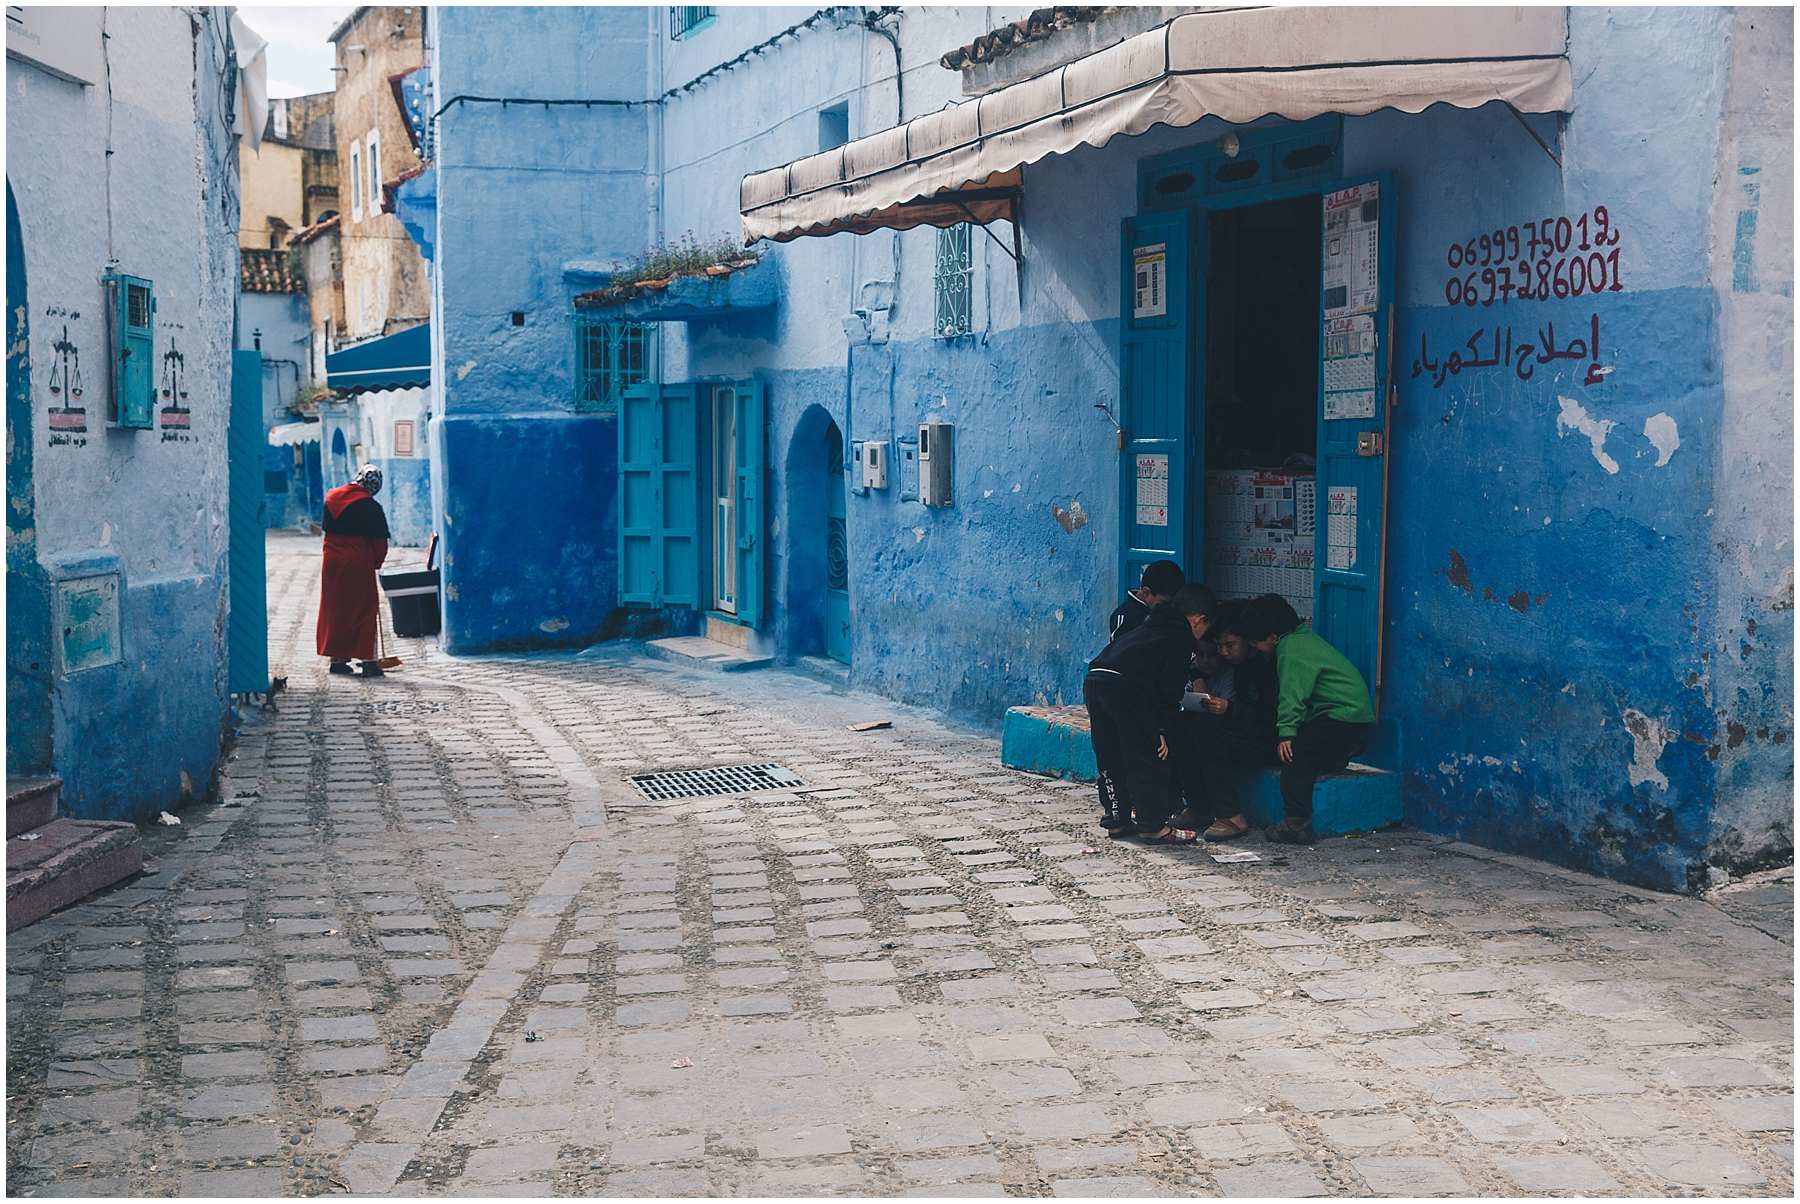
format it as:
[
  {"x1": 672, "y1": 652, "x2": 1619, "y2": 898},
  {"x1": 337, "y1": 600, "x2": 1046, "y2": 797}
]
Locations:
[{"x1": 432, "y1": 7, "x2": 900, "y2": 119}]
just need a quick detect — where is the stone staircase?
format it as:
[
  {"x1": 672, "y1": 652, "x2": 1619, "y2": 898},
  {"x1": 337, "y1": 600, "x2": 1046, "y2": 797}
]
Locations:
[
  {"x1": 1001, "y1": 705, "x2": 1404, "y2": 836},
  {"x1": 6, "y1": 778, "x2": 143, "y2": 932}
]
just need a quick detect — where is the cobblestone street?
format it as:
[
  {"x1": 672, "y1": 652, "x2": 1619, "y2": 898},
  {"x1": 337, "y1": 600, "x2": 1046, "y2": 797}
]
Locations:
[{"x1": 5, "y1": 533, "x2": 1793, "y2": 1197}]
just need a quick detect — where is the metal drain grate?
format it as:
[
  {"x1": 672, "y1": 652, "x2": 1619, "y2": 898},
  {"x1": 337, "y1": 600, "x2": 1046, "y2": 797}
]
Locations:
[
  {"x1": 629, "y1": 763, "x2": 803, "y2": 801},
  {"x1": 356, "y1": 699, "x2": 449, "y2": 718}
]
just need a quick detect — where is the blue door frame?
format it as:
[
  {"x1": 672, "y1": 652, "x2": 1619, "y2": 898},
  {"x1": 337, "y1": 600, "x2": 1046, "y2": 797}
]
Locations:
[{"x1": 1125, "y1": 120, "x2": 1394, "y2": 705}]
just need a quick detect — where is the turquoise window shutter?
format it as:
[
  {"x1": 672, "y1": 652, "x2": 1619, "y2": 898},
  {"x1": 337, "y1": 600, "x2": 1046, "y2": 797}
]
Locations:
[
  {"x1": 733, "y1": 377, "x2": 766, "y2": 629},
  {"x1": 618, "y1": 382, "x2": 663, "y2": 605},
  {"x1": 106, "y1": 273, "x2": 155, "y2": 429},
  {"x1": 1118, "y1": 210, "x2": 1194, "y2": 598},
  {"x1": 1313, "y1": 172, "x2": 1396, "y2": 710},
  {"x1": 659, "y1": 383, "x2": 700, "y2": 607}
]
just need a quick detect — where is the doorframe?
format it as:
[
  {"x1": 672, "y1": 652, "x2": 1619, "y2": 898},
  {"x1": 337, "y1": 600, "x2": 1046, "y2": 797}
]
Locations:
[
  {"x1": 709, "y1": 381, "x2": 738, "y2": 616},
  {"x1": 1132, "y1": 118, "x2": 1347, "y2": 582}
]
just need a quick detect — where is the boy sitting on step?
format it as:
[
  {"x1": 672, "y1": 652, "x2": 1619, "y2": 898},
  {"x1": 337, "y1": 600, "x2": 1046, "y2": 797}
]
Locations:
[
  {"x1": 1083, "y1": 584, "x2": 1217, "y2": 844},
  {"x1": 1237, "y1": 595, "x2": 1376, "y2": 845}
]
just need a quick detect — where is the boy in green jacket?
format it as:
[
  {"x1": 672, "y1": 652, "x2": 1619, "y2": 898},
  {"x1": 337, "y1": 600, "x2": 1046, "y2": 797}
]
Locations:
[{"x1": 1234, "y1": 595, "x2": 1375, "y2": 845}]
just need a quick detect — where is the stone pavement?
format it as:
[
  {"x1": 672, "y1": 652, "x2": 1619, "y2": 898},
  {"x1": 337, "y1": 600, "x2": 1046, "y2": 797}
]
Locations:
[{"x1": 5, "y1": 532, "x2": 1793, "y2": 1197}]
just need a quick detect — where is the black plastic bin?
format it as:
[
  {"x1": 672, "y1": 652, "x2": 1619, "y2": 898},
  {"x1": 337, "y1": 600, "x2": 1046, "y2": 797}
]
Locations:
[{"x1": 380, "y1": 568, "x2": 441, "y2": 637}]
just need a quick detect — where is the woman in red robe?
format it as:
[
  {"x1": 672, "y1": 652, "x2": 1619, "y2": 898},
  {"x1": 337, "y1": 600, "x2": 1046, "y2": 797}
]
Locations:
[{"x1": 317, "y1": 464, "x2": 391, "y2": 677}]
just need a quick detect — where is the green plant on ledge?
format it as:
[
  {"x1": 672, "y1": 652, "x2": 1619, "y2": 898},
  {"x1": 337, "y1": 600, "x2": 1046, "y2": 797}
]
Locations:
[{"x1": 578, "y1": 233, "x2": 761, "y2": 307}]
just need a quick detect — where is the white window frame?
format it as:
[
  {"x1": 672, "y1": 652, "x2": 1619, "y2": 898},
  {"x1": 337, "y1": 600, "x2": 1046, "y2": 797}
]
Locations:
[
  {"x1": 366, "y1": 130, "x2": 382, "y2": 218},
  {"x1": 350, "y1": 145, "x2": 362, "y2": 221}
]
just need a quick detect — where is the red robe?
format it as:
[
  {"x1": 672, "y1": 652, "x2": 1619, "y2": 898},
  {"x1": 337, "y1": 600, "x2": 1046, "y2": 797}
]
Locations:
[{"x1": 317, "y1": 484, "x2": 390, "y2": 661}]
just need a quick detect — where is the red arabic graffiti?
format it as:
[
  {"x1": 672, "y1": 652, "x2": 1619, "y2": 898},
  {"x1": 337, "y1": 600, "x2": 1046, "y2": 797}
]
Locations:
[
  {"x1": 1412, "y1": 313, "x2": 1608, "y2": 390},
  {"x1": 1443, "y1": 206, "x2": 1625, "y2": 306}
]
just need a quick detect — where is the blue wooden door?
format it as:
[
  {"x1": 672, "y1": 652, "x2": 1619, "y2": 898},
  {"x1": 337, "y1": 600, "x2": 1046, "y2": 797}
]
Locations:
[
  {"x1": 1314, "y1": 173, "x2": 1396, "y2": 704},
  {"x1": 1119, "y1": 211, "x2": 1195, "y2": 596},
  {"x1": 618, "y1": 381, "x2": 699, "y2": 607},
  {"x1": 227, "y1": 349, "x2": 269, "y2": 694},
  {"x1": 823, "y1": 423, "x2": 851, "y2": 664},
  {"x1": 732, "y1": 377, "x2": 766, "y2": 629}
]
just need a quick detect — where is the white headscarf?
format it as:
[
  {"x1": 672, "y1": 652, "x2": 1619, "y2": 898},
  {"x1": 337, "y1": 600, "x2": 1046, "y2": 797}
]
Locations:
[{"x1": 355, "y1": 464, "x2": 383, "y2": 496}]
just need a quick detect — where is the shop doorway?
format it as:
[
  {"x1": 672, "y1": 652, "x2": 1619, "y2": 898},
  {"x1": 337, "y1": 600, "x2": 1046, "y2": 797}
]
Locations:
[
  {"x1": 1120, "y1": 128, "x2": 1394, "y2": 697},
  {"x1": 1199, "y1": 194, "x2": 1323, "y2": 626}
]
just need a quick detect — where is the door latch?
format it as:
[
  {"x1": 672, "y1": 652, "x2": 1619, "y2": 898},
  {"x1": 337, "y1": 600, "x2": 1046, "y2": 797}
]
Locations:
[{"x1": 1356, "y1": 431, "x2": 1384, "y2": 457}]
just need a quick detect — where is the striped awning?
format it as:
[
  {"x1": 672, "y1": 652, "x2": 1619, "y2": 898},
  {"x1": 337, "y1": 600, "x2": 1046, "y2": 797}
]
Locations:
[
  {"x1": 267, "y1": 421, "x2": 321, "y2": 447},
  {"x1": 326, "y1": 323, "x2": 430, "y2": 393},
  {"x1": 741, "y1": 6, "x2": 1570, "y2": 244}
]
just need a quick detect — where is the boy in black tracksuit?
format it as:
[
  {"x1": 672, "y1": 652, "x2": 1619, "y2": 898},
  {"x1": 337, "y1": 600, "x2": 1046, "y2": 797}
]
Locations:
[
  {"x1": 1168, "y1": 598, "x2": 1280, "y2": 839},
  {"x1": 1091, "y1": 559, "x2": 1185, "y2": 828},
  {"x1": 1083, "y1": 584, "x2": 1216, "y2": 845},
  {"x1": 1105, "y1": 558, "x2": 1185, "y2": 644}
]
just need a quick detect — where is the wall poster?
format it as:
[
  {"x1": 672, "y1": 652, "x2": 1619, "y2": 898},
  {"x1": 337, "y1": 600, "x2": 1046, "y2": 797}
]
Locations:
[
  {"x1": 1326, "y1": 485, "x2": 1358, "y2": 570},
  {"x1": 1134, "y1": 453, "x2": 1169, "y2": 527},
  {"x1": 1132, "y1": 243, "x2": 1167, "y2": 320}
]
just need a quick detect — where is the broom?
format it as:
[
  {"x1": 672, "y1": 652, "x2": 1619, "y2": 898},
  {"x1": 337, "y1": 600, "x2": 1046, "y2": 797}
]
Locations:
[{"x1": 376, "y1": 599, "x2": 403, "y2": 670}]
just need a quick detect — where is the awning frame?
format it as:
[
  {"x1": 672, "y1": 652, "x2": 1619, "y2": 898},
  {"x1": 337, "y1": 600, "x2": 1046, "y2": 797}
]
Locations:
[{"x1": 742, "y1": 6, "x2": 1571, "y2": 245}]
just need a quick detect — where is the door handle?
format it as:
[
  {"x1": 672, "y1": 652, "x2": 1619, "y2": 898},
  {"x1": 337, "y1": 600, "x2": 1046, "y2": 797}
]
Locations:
[{"x1": 1356, "y1": 431, "x2": 1384, "y2": 457}]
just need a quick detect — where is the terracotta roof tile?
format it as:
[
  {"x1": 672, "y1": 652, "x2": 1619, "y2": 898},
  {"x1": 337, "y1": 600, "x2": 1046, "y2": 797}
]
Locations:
[
  {"x1": 939, "y1": 6, "x2": 1107, "y2": 71},
  {"x1": 240, "y1": 248, "x2": 305, "y2": 294},
  {"x1": 292, "y1": 213, "x2": 341, "y2": 245}
]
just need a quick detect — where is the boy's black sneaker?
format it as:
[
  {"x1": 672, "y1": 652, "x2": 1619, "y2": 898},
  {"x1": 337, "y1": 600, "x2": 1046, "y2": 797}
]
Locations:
[
  {"x1": 328, "y1": 662, "x2": 354, "y2": 676},
  {"x1": 1266, "y1": 818, "x2": 1315, "y2": 845},
  {"x1": 1098, "y1": 814, "x2": 1126, "y2": 831}
]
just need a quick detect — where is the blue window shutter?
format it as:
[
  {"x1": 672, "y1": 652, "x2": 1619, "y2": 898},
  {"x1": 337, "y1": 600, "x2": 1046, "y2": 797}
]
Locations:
[
  {"x1": 1314, "y1": 172, "x2": 1396, "y2": 709},
  {"x1": 1118, "y1": 211, "x2": 1194, "y2": 598},
  {"x1": 618, "y1": 382, "x2": 662, "y2": 605},
  {"x1": 228, "y1": 350, "x2": 270, "y2": 694},
  {"x1": 108, "y1": 273, "x2": 155, "y2": 429},
  {"x1": 659, "y1": 382, "x2": 700, "y2": 607},
  {"x1": 733, "y1": 377, "x2": 765, "y2": 629}
]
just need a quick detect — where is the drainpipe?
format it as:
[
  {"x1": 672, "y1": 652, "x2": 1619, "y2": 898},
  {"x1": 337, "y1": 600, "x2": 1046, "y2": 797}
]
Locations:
[{"x1": 862, "y1": 8, "x2": 903, "y2": 466}]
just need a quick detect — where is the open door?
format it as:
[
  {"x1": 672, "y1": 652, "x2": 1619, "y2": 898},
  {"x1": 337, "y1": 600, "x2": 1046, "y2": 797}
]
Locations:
[
  {"x1": 1314, "y1": 174, "x2": 1396, "y2": 706},
  {"x1": 732, "y1": 377, "x2": 766, "y2": 629},
  {"x1": 1118, "y1": 210, "x2": 1196, "y2": 596},
  {"x1": 618, "y1": 381, "x2": 699, "y2": 607},
  {"x1": 227, "y1": 349, "x2": 269, "y2": 694}
]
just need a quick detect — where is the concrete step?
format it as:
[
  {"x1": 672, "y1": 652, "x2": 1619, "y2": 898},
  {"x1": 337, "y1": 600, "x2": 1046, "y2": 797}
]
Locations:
[
  {"x1": 793, "y1": 655, "x2": 851, "y2": 689},
  {"x1": 645, "y1": 636, "x2": 772, "y2": 673},
  {"x1": 7, "y1": 818, "x2": 144, "y2": 932},
  {"x1": 7, "y1": 778, "x2": 60, "y2": 839},
  {"x1": 1001, "y1": 705, "x2": 1402, "y2": 836},
  {"x1": 704, "y1": 615, "x2": 752, "y2": 650}
]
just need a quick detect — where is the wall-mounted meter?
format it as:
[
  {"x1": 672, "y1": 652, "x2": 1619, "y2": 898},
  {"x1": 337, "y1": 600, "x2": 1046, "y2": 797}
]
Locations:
[
  {"x1": 861, "y1": 440, "x2": 887, "y2": 490},
  {"x1": 919, "y1": 422, "x2": 954, "y2": 507}
]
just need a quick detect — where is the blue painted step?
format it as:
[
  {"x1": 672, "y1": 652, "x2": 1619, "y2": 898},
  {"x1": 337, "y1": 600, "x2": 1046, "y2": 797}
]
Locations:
[{"x1": 1001, "y1": 705, "x2": 1402, "y2": 836}]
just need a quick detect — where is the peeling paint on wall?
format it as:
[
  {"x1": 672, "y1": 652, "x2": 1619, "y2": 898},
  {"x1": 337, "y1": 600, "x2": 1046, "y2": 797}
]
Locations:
[
  {"x1": 1644, "y1": 412, "x2": 1681, "y2": 466},
  {"x1": 1050, "y1": 499, "x2": 1088, "y2": 533},
  {"x1": 1556, "y1": 395, "x2": 1619, "y2": 474},
  {"x1": 1623, "y1": 708, "x2": 1675, "y2": 790}
]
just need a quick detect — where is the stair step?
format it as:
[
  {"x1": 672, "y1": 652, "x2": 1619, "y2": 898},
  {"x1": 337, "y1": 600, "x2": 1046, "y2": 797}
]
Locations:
[
  {"x1": 7, "y1": 778, "x2": 61, "y2": 839},
  {"x1": 645, "y1": 636, "x2": 771, "y2": 673},
  {"x1": 1000, "y1": 705, "x2": 1402, "y2": 836},
  {"x1": 7, "y1": 818, "x2": 143, "y2": 932}
]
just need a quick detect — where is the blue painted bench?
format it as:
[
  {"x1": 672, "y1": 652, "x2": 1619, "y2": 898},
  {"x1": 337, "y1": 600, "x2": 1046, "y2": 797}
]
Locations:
[{"x1": 1001, "y1": 705, "x2": 1402, "y2": 836}]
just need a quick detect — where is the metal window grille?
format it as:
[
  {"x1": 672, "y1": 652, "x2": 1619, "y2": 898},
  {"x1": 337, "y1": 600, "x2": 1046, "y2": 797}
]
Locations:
[
  {"x1": 629, "y1": 763, "x2": 802, "y2": 801},
  {"x1": 574, "y1": 315, "x2": 655, "y2": 414},
  {"x1": 934, "y1": 223, "x2": 973, "y2": 338},
  {"x1": 669, "y1": 6, "x2": 715, "y2": 38},
  {"x1": 127, "y1": 284, "x2": 150, "y2": 328}
]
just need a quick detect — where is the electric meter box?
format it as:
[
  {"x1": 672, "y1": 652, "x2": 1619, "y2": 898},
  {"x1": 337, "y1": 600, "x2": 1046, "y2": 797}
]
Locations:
[
  {"x1": 919, "y1": 422, "x2": 954, "y2": 507},
  {"x1": 860, "y1": 440, "x2": 888, "y2": 490}
]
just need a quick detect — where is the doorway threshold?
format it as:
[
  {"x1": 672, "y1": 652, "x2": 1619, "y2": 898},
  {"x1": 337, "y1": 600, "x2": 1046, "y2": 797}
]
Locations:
[{"x1": 644, "y1": 635, "x2": 772, "y2": 674}]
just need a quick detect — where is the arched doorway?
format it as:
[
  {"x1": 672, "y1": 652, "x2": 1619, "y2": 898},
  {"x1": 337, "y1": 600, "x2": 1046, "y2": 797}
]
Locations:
[
  {"x1": 330, "y1": 427, "x2": 349, "y2": 485},
  {"x1": 822, "y1": 423, "x2": 851, "y2": 665}
]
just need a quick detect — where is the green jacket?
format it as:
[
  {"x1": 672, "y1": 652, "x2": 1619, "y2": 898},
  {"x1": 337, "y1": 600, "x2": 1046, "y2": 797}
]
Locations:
[{"x1": 1273, "y1": 629, "x2": 1375, "y2": 738}]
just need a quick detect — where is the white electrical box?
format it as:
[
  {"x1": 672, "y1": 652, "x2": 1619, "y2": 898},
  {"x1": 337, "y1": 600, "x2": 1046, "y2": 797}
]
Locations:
[
  {"x1": 861, "y1": 440, "x2": 887, "y2": 490},
  {"x1": 919, "y1": 422, "x2": 954, "y2": 507}
]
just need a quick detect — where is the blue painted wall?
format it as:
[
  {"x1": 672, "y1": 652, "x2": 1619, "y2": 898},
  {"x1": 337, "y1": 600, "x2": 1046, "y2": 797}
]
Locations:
[
  {"x1": 428, "y1": 5, "x2": 653, "y2": 651},
  {"x1": 429, "y1": 7, "x2": 1791, "y2": 890},
  {"x1": 7, "y1": 181, "x2": 55, "y2": 777},
  {"x1": 6, "y1": 8, "x2": 239, "y2": 819}
]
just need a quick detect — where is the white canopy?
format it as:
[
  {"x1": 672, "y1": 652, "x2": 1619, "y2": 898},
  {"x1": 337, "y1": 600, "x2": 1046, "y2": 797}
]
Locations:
[
  {"x1": 741, "y1": 6, "x2": 1570, "y2": 244},
  {"x1": 268, "y1": 421, "x2": 321, "y2": 447}
]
